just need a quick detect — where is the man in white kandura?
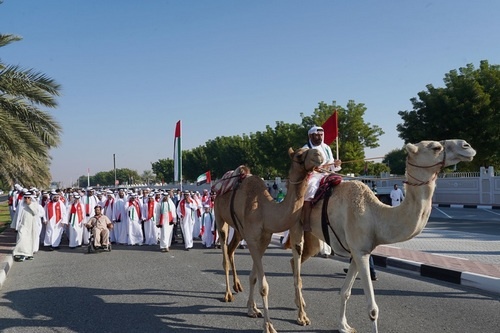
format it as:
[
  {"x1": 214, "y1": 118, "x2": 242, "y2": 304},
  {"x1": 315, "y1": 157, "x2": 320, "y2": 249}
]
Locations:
[
  {"x1": 156, "y1": 193, "x2": 177, "y2": 252},
  {"x1": 176, "y1": 190, "x2": 198, "y2": 251},
  {"x1": 390, "y1": 184, "x2": 405, "y2": 207},
  {"x1": 13, "y1": 192, "x2": 39, "y2": 262}
]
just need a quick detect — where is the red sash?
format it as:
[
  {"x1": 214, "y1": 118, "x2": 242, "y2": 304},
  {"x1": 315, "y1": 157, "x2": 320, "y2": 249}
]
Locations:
[
  {"x1": 104, "y1": 198, "x2": 114, "y2": 215},
  {"x1": 147, "y1": 201, "x2": 155, "y2": 220},
  {"x1": 48, "y1": 201, "x2": 62, "y2": 223},
  {"x1": 129, "y1": 200, "x2": 141, "y2": 220},
  {"x1": 70, "y1": 203, "x2": 84, "y2": 224},
  {"x1": 180, "y1": 198, "x2": 192, "y2": 217}
]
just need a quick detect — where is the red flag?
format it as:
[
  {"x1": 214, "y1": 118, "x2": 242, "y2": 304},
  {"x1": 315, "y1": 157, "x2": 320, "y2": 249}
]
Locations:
[
  {"x1": 322, "y1": 111, "x2": 338, "y2": 145},
  {"x1": 174, "y1": 121, "x2": 182, "y2": 183}
]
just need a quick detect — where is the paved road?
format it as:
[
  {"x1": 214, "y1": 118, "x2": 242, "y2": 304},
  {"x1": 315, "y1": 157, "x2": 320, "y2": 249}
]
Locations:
[
  {"x1": 1, "y1": 205, "x2": 499, "y2": 332},
  {"x1": 1, "y1": 234, "x2": 500, "y2": 332}
]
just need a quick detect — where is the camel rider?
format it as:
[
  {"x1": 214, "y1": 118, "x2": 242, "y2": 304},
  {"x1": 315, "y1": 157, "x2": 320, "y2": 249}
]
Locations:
[{"x1": 302, "y1": 125, "x2": 342, "y2": 232}]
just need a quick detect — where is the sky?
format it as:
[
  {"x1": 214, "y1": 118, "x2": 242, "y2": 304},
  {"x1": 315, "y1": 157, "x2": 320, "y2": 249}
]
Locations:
[{"x1": 1, "y1": 0, "x2": 499, "y2": 187}]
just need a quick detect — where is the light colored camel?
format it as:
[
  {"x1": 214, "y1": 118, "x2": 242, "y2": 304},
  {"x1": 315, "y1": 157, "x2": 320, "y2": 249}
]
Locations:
[
  {"x1": 287, "y1": 139, "x2": 476, "y2": 333},
  {"x1": 214, "y1": 147, "x2": 323, "y2": 333}
]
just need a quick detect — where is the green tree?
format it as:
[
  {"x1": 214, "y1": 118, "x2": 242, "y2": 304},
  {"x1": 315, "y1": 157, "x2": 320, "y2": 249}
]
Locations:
[
  {"x1": 397, "y1": 60, "x2": 500, "y2": 170},
  {"x1": 251, "y1": 122, "x2": 305, "y2": 178},
  {"x1": 383, "y1": 148, "x2": 406, "y2": 175},
  {"x1": 77, "y1": 168, "x2": 140, "y2": 187},
  {"x1": 0, "y1": 33, "x2": 63, "y2": 187},
  {"x1": 141, "y1": 170, "x2": 155, "y2": 185},
  {"x1": 151, "y1": 159, "x2": 174, "y2": 184}
]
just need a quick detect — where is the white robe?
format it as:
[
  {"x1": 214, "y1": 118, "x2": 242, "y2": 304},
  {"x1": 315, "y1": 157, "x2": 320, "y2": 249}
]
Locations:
[
  {"x1": 13, "y1": 201, "x2": 39, "y2": 257},
  {"x1": 142, "y1": 200, "x2": 159, "y2": 245},
  {"x1": 82, "y1": 194, "x2": 99, "y2": 244},
  {"x1": 112, "y1": 197, "x2": 128, "y2": 244},
  {"x1": 102, "y1": 197, "x2": 115, "y2": 242},
  {"x1": 125, "y1": 200, "x2": 143, "y2": 245},
  {"x1": 67, "y1": 201, "x2": 86, "y2": 247},
  {"x1": 192, "y1": 196, "x2": 203, "y2": 239},
  {"x1": 390, "y1": 188, "x2": 404, "y2": 207},
  {"x1": 35, "y1": 203, "x2": 46, "y2": 253},
  {"x1": 201, "y1": 211, "x2": 215, "y2": 248},
  {"x1": 44, "y1": 200, "x2": 68, "y2": 247},
  {"x1": 176, "y1": 198, "x2": 198, "y2": 249},
  {"x1": 156, "y1": 198, "x2": 177, "y2": 250}
]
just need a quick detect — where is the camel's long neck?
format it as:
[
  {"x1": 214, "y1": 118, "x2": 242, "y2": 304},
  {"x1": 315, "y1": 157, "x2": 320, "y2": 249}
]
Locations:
[
  {"x1": 269, "y1": 170, "x2": 308, "y2": 233},
  {"x1": 376, "y1": 172, "x2": 437, "y2": 245}
]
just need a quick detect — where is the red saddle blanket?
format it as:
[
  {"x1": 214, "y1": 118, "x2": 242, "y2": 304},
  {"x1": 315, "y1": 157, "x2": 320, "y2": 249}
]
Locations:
[
  {"x1": 311, "y1": 174, "x2": 343, "y2": 206},
  {"x1": 211, "y1": 165, "x2": 251, "y2": 197}
]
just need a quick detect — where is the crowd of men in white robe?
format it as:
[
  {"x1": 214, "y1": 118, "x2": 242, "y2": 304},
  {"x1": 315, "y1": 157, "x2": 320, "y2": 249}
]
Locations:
[{"x1": 9, "y1": 184, "x2": 224, "y2": 259}]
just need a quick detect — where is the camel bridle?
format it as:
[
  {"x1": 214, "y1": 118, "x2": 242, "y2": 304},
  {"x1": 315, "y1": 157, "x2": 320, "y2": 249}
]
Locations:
[
  {"x1": 404, "y1": 140, "x2": 447, "y2": 186},
  {"x1": 288, "y1": 149, "x2": 314, "y2": 185}
]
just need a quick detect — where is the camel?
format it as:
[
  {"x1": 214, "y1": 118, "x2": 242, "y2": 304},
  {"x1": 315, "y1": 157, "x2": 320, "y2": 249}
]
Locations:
[
  {"x1": 214, "y1": 147, "x2": 323, "y2": 333},
  {"x1": 287, "y1": 139, "x2": 476, "y2": 333}
]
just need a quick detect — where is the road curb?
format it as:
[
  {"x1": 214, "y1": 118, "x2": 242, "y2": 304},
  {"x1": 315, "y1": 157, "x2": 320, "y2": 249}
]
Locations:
[
  {"x1": 372, "y1": 254, "x2": 500, "y2": 295},
  {"x1": 432, "y1": 203, "x2": 500, "y2": 210},
  {"x1": 0, "y1": 254, "x2": 13, "y2": 290},
  {"x1": 0, "y1": 228, "x2": 16, "y2": 290}
]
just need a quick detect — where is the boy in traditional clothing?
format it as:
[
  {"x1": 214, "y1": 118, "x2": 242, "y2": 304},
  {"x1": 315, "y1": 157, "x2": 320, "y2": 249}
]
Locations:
[
  {"x1": 201, "y1": 204, "x2": 215, "y2": 248},
  {"x1": 142, "y1": 193, "x2": 159, "y2": 245},
  {"x1": 67, "y1": 194, "x2": 85, "y2": 248},
  {"x1": 125, "y1": 193, "x2": 143, "y2": 246}
]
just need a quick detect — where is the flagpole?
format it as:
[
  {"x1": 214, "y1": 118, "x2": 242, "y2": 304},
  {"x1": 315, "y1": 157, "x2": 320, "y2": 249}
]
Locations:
[
  {"x1": 174, "y1": 120, "x2": 182, "y2": 192},
  {"x1": 336, "y1": 138, "x2": 339, "y2": 161}
]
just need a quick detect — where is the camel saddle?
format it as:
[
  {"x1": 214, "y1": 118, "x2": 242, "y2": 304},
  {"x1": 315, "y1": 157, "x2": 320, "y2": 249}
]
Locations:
[
  {"x1": 311, "y1": 174, "x2": 342, "y2": 206},
  {"x1": 312, "y1": 173, "x2": 350, "y2": 255},
  {"x1": 211, "y1": 165, "x2": 251, "y2": 197}
]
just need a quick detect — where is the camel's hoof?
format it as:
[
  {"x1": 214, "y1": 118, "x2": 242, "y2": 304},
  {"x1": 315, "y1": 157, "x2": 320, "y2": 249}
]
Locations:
[
  {"x1": 247, "y1": 308, "x2": 263, "y2": 318},
  {"x1": 297, "y1": 314, "x2": 311, "y2": 326},
  {"x1": 223, "y1": 293, "x2": 234, "y2": 302},
  {"x1": 233, "y1": 282, "x2": 244, "y2": 293},
  {"x1": 264, "y1": 322, "x2": 277, "y2": 333},
  {"x1": 339, "y1": 325, "x2": 357, "y2": 333}
]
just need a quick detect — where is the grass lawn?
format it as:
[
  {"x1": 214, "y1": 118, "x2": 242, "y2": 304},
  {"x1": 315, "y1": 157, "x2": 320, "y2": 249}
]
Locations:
[{"x1": 0, "y1": 201, "x2": 11, "y2": 233}]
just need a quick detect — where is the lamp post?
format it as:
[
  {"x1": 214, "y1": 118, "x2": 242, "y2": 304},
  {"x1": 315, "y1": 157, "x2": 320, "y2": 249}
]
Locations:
[{"x1": 113, "y1": 153, "x2": 117, "y2": 187}]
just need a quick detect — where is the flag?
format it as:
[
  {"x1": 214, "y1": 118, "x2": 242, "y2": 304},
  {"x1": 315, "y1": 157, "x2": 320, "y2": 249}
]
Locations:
[
  {"x1": 196, "y1": 171, "x2": 211, "y2": 186},
  {"x1": 173, "y1": 120, "x2": 182, "y2": 183},
  {"x1": 322, "y1": 110, "x2": 338, "y2": 146}
]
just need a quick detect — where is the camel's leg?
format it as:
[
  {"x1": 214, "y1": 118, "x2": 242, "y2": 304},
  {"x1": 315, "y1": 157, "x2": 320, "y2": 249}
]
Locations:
[
  {"x1": 352, "y1": 253, "x2": 379, "y2": 333},
  {"x1": 339, "y1": 253, "x2": 379, "y2": 333},
  {"x1": 246, "y1": 233, "x2": 277, "y2": 333},
  {"x1": 228, "y1": 230, "x2": 243, "y2": 293},
  {"x1": 246, "y1": 262, "x2": 263, "y2": 318},
  {"x1": 289, "y1": 223, "x2": 313, "y2": 326},
  {"x1": 218, "y1": 221, "x2": 234, "y2": 302}
]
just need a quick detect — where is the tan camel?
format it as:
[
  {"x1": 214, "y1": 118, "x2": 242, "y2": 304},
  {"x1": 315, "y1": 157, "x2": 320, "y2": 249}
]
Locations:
[
  {"x1": 287, "y1": 139, "x2": 476, "y2": 333},
  {"x1": 214, "y1": 147, "x2": 323, "y2": 333}
]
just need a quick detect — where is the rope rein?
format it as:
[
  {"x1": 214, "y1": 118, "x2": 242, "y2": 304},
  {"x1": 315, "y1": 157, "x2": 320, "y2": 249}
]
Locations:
[{"x1": 404, "y1": 140, "x2": 447, "y2": 186}]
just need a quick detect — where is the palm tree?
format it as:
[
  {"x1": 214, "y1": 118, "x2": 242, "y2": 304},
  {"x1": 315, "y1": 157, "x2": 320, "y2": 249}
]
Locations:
[
  {"x1": 141, "y1": 170, "x2": 155, "y2": 186},
  {"x1": 0, "y1": 33, "x2": 62, "y2": 187}
]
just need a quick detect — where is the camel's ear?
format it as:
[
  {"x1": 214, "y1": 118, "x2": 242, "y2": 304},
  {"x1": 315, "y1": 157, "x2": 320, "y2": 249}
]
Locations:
[
  {"x1": 288, "y1": 147, "x2": 294, "y2": 158},
  {"x1": 405, "y1": 143, "x2": 418, "y2": 155}
]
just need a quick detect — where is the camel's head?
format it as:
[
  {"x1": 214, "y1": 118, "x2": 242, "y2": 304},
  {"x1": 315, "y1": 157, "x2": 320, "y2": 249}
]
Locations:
[
  {"x1": 288, "y1": 147, "x2": 324, "y2": 172},
  {"x1": 405, "y1": 139, "x2": 476, "y2": 170}
]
